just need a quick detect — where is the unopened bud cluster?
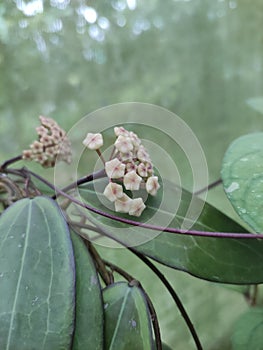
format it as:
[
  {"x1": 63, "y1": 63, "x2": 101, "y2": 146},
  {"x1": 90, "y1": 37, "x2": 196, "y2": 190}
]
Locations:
[
  {"x1": 83, "y1": 126, "x2": 160, "y2": 217},
  {"x1": 22, "y1": 116, "x2": 72, "y2": 168}
]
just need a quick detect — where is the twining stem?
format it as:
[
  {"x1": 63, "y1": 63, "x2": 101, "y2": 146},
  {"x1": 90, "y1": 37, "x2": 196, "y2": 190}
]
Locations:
[
  {"x1": 62, "y1": 198, "x2": 202, "y2": 350},
  {"x1": 52, "y1": 168, "x2": 106, "y2": 200},
  {"x1": 96, "y1": 149, "x2": 105, "y2": 164},
  {"x1": 0, "y1": 155, "x2": 23, "y2": 171},
  {"x1": 128, "y1": 250, "x2": 203, "y2": 350},
  {"x1": 194, "y1": 178, "x2": 222, "y2": 196},
  {"x1": 25, "y1": 169, "x2": 263, "y2": 240},
  {"x1": 103, "y1": 260, "x2": 162, "y2": 350},
  {"x1": 83, "y1": 240, "x2": 113, "y2": 286}
]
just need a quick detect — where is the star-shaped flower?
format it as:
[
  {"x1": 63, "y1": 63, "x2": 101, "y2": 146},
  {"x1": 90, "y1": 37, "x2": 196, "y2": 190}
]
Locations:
[
  {"x1": 114, "y1": 135, "x2": 134, "y2": 153},
  {"x1": 136, "y1": 145, "x2": 151, "y2": 163},
  {"x1": 105, "y1": 158, "x2": 126, "y2": 179},
  {"x1": 123, "y1": 170, "x2": 142, "y2": 191},
  {"x1": 114, "y1": 194, "x2": 132, "y2": 213},
  {"x1": 103, "y1": 182, "x2": 123, "y2": 202},
  {"x1": 146, "y1": 176, "x2": 160, "y2": 196},
  {"x1": 129, "y1": 198, "x2": 146, "y2": 217},
  {"x1": 137, "y1": 162, "x2": 148, "y2": 177},
  {"x1": 83, "y1": 133, "x2": 103, "y2": 150},
  {"x1": 114, "y1": 126, "x2": 130, "y2": 137}
]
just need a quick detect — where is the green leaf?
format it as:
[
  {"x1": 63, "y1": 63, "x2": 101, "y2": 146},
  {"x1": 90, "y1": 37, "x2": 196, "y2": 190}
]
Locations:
[
  {"x1": 221, "y1": 132, "x2": 263, "y2": 232},
  {"x1": 154, "y1": 342, "x2": 173, "y2": 350},
  {"x1": 78, "y1": 179, "x2": 263, "y2": 284},
  {"x1": 103, "y1": 281, "x2": 154, "y2": 350},
  {"x1": 70, "y1": 231, "x2": 104, "y2": 350},
  {"x1": 0, "y1": 197, "x2": 75, "y2": 350},
  {"x1": 246, "y1": 97, "x2": 263, "y2": 114},
  {"x1": 232, "y1": 307, "x2": 263, "y2": 350}
]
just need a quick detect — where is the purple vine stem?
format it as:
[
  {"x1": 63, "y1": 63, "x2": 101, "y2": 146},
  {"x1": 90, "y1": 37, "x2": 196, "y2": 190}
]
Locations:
[{"x1": 26, "y1": 170, "x2": 263, "y2": 240}]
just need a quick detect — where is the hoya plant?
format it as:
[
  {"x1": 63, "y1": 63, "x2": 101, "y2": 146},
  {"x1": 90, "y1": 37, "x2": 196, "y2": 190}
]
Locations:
[{"x1": 1, "y1": 116, "x2": 263, "y2": 350}]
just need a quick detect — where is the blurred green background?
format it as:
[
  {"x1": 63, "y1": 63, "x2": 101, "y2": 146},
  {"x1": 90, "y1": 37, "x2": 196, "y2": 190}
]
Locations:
[{"x1": 1, "y1": 0, "x2": 263, "y2": 348}]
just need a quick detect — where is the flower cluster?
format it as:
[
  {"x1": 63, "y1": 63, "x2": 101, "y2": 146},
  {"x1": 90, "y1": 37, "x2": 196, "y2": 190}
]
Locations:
[
  {"x1": 83, "y1": 126, "x2": 160, "y2": 217},
  {"x1": 22, "y1": 116, "x2": 72, "y2": 168}
]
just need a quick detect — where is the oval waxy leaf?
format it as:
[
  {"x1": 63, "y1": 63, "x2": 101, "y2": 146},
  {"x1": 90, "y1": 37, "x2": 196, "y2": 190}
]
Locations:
[
  {"x1": 79, "y1": 179, "x2": 263, "y2": 284},
  {"x1": 103, "y1": 282, "x2": 154, "y2": 350},
  {"x1": 221, "y1": 132, "x2": 263, "y2": 233},
  {"x1": 0, "y1": 197, "x2": 75, "y2": 350},
  {"x1": 232, "y1": 307, "x2": 263, "y2": 350},
  {"x1": 70, "y1": 231, "x2": 104, "y2": 350}
]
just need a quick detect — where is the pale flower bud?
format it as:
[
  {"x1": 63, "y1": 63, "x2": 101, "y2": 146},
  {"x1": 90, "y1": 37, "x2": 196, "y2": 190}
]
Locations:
[
  {"x1": 137, "y1": 163, "x2": 148, "y2": 177},
  {"x1": 22, "y1": 116, "x2": 72, "y2": 167},
  {"x1": 30, "y1": 141, "x2": 44, "y2": 154},
  {"x1": 119, "y1": 151, "x2": 133, "y2": 162},
  {"x1": 114, "y1": 194, "x2": 132, "y2": 213},
  {"x1": 129, "y1": 131, "x2": 141, "y2": 148},
  {"x1": 114, "y1": 126, "x2": 130, "y2": 137},
  {"x1": 146, "y1": 176, "x2": 160, "y2": 196},
  {"x1": 22, "y1": 150, "x2": 33, "y2": 160},
  {"x1": 114, "y1": 135, "x2": 133, "y2": 153},
  {"x1": 123, "y1": 170, "x2": 142, "y2": 191},
  {"x1": 126, "y1": 162, "x2": 137, "y2": 173},
  {"x1": 129, "y1": 198, "x2": 146, "y2": 217},
  {"x1": 103, "y1": 182, "x2": 123, "y2": 202},
  {"x1": 83, "y1": 133, "x2": 103, "y2": 150},
  {"x1": 137, "y1": 145, "x2": 151, "y2": 163},
  {"x1": 105, "y1": 158, "x2": 125, "y2": 179}
]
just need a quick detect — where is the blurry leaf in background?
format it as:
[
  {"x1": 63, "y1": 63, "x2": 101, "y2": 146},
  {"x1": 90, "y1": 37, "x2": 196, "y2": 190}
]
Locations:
[
  {"x1": 221, "y1": 132, "x2": 263, "y2": 233},
  {"x1": 232, "y1": 307, "x2": 263, "y2": 350},
  {"x1": 1, "y1": 0, "x2": 263, "y2": 182},
  {"x1": 246, "y1": 97, "x2": 263, "y2": 114}
]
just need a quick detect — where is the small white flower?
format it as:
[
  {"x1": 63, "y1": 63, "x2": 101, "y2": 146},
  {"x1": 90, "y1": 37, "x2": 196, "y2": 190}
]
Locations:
[
  {"x1": 123, "y1": 170, "x2": 142, "y2": 191},
  {"x1": 105, "y1": 158, "x2": 125, "y2": 179},
  {"x1": 115, "y1": 194, "x2": 132, "y2": 213},
  {"x1": 145, "y1": 162, "x2": 153, "y2": 175},
  {"x1": 146, "y1": 176, "x2": 160, "y2": 196},
  {"x1": 119, "y1": 151, "x2": 133, "y2": 162},
  {"x1": 83, "y1": 133, "x2": 103, "y2": 150},
  {"x1": 22, "y1": 150, "x2": 33, "y2": 160},
  {"x1": 126, "y1": 162, "x2": 137, "y2": 173},
  {"x1": 114, "y1": 126, "x2": 130, "y2": 137},
  {"x1": 137, "y1": 145, "x2": 151, "y2": 162},
  {"x1": 129, "y1": 198, "x2": 146, "y2": 217},
  {"x1": 30, "y1": 141, "x2": 44, "y2": 154},
  {"x1": 114, "y1": 135, "x2": 134, "y2": 153},
  {"x1": 103, "y1": 182, "x2": 123, "y2": 202},
  {"x1": 40, "y1": 135, "x2": 53, "y2": 146},
  {"x1": 137, "y1": 163, "x2": 148, "y2": 177},
  {"x1": 129, "y1": 131, "x2": 141, "y2": 148}
]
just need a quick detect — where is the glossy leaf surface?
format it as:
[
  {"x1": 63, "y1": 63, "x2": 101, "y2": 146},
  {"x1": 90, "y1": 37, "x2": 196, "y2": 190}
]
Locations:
[
  {"x1": 70, "y1": 231, "x2": 104, "y2": 350},
  {"x1": 103, "y1": 282, "x2": 153, "y2": 350},
  {"x1": 221, "y1": 132, "x2": 263, "y2": 232},
  {"x1": 232, "y1": 307, "x2": 263, "y2": 350},
  {"x1": 0, "y1": 197, "x2": 75, "y2": 350},
  {"x1": 79, "y1": 179, "x2": 263, "y2": 284}
]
